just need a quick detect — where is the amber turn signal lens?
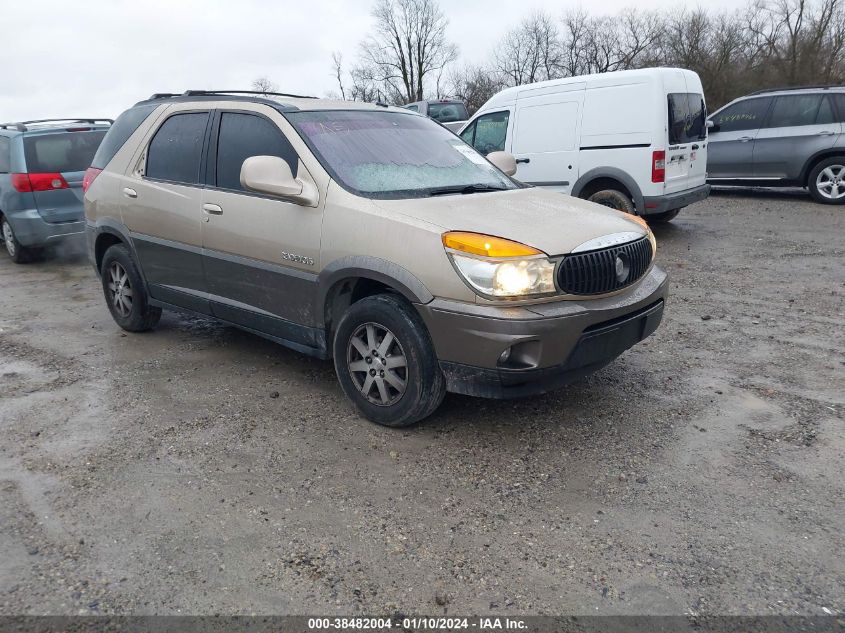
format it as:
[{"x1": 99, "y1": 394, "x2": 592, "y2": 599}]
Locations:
[{"x1": 442, "y1": 232, "x2": 542, "y2": 258}]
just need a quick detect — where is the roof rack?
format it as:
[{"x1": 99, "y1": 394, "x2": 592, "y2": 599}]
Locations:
[
  {"x1": 147, "y1": 89, "x2": 317, "y2": 101},
  {"x1": 747, "y1": 85, "x2": 842, "y2": 96},
  {"x1": 0, "y1": 118, "x2": 113, "y2": 132}
]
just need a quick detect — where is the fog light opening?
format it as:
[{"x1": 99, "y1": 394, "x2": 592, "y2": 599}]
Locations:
[{"x1": 498, "y1": 347, "x2": 512, "y2": 366}]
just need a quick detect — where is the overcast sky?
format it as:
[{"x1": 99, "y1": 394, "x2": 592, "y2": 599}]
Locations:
[{"x1": 2, "y1": 0, "x2": 740, "y2": 122}]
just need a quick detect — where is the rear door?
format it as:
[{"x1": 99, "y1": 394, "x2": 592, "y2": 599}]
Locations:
[
  {"x1": 752, "y1": 93, "x2": 841, "y2": 180},
  {"x1": 706, "y1": 97, "x2": 772, "y2": 180},
  {"x1": 664, "y1": 92, "x2": 708, "y2": 194},
  {"x1": 23, "y1": 129, "x2": 106, "y2": 223},
  {"x1": 510, "y1": 89, "x2": 584, "y2": 192}
]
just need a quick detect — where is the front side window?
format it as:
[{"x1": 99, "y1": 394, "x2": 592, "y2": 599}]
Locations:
[
  {"x1": 428, "y1": 102, "x2": 469, "y2": 123},
  {"x1": 146, "y1": 112, "x2": 209, "y2": 185},
  {"x1": 668, "y1": 93, "x2": 707, "y2": 144},
  {"x1": 23, "y1": 130, "x2": 106, "y2": 173},
  {"x1": 287, "y1": 110, "x2": 517, "y2": 199},
  {"x1": 0, "y1": 137, "x2": 9, "y2": 173},
  {"x1": 472, "y1": 111, "x2": 509, "y2": 154},
  {"x1": 766, "y1": 94, "x2": 830, "y2": 128},
  {"x1": 711, "y1": 97, "x2": 771, "y2": 133},
  {"x1": 215, "y1": 113, "x2": 298, "y2": 191}
]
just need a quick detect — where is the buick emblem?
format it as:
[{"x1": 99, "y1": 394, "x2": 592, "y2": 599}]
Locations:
[{"x1": 615, "y1": 253, "x2": 630, "y2": 283}]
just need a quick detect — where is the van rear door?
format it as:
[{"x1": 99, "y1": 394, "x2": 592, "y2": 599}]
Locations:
[
  {"x1": 511, "y1": 84, "x2": 585, "y2": 192},
  {"x1": 664, "y1": 92, "x2": 708, "y2": 195}
]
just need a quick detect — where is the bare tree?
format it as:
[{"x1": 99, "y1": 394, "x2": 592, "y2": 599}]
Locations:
[
  {"x1": 494, "y1": 11, "x2": 562, "y2": 85},
  {"x1": 331, "y1": 52, "x2": 347, "y2": 100},
  {"x1": 251, "y1": 76, "x2": 277, "y2": 95},
  {"x1": 448, "y1": 64, "x2": 505, "y2": 114}
]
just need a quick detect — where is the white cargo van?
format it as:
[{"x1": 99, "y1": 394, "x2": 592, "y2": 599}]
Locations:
[{"x1": 458, "y1": 68, "x2": 711, "y2": 222}]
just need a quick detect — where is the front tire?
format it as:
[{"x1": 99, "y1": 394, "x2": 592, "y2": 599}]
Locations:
[
  {"x1": 2, "y1": 216, "x2": 41, "y2": 264},
  {"x1": 587, "y1": 189, "x2": 636, "y2": 213},
  {"x1": 100, "y1": 244, "x2": 161, "y2": 332},
  {"x1": 808, "y1": 157, "x2": 845, "y2": 204},
  {"x1": 333, "y1": 294, "x2": 446, "y2": 427}
]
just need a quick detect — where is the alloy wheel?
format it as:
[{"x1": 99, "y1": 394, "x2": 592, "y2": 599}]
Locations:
[
  {"x1": 107, "y1": 261, "x2": 134, "y2": 318},
  {"x1": 816, "y1": 164, "x2": 845, "y2": 200},
  {"x1": 347, "y1": 322, "x2": 408, "y2": 406},
  {"x1": 2, "y1": 221, "x2": 15, "y2": 258}
]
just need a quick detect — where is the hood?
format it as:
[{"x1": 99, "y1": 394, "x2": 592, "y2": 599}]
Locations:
[{"x1": 372, "y1": 187, "x2": 647, "y2": 256}]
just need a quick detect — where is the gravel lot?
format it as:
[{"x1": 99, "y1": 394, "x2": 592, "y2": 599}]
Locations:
[{"x1": 0, "y1": 189, "x2": 843, "y2": 617}]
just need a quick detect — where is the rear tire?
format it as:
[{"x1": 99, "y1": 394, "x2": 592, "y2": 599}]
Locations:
[
  {"x1": 2, "y1": 216, "x2": 41, "y2": 264},
  {"x1": 808, "y1": 157, "x2": 845, "y2": 204},
  {"x1": 100, "y1": 244, "x2": 161, "y2": 332},
  {"x1": 587, "y1": 189, "x2": 636, "y2": 213},
  {"x1": 333, "y1": 294, "x2": 446, "y2": 427},
  {"x1": 645, "y1": 208, "x2": 681, "y2": 223}
]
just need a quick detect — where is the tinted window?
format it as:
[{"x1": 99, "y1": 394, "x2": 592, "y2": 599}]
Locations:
[
  {"x1": 0, "y1": 137, "x2": 9, "y2": 173},
  {"x1": 471, "y1": 111, "x2": 509, "y2": 154},
  {"x1": 712, "y1": 98, "x2": 771, "y2": 133},
  {"x1": 216, "y1": 113, "x2": 298, "y2": 191},
  {"x1": 668, "y1": 93, "x2": 707, "y2": 144},
  {"x1": 91, "y1": 104, "x2": 156, "y2": 170},
  {"x1": 23, "y1": 131, "x2": 106, "y2": 173},
  {"x1": 830, "y1": 94, "x2": 845, "y2": 122},
  {"x1": 146, "y1": 112, "x2": 209, "y2": 184},
  {"x1": 428, "y1": 102, "x2": 469, "y2": 123},
  {"x1": 404, "y1": 104, "x2": 419, "y2": 112},
  {"x1": 766, "y1": 94, "x2": 831, "y2": 128}
]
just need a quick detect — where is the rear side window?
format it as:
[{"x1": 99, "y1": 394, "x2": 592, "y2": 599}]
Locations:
[
  {"x1": 146, "y1": 112, "x2": 209, "y2": 185},
  {"x1": 463, "y1": 111, "x2": 509, "y2": 154},
  {"x1": 712, "y1": 97, "x2": 771, "y2": 133},
  {"x1": 215, "y1": 112, "x2": 298, "y2": 191},
  {"x1": 91, "y1": 104, "x2": 156, "y2": 170},
  {"x1": 0, "y1": 137, "x2": 9, "y2": 173},
  {"x1": 829, "y1": 93, "x2": 845, "y2": 122},
  {"x1": 668, "y1": 93, "x2": 707, "y2": 144},
  {"x1": 23, "y1": 131, "x2": 106, "y2": 173},
  {"x1": 766, "y1": 94, "x2": 831, "y2": 128},
  {"x1": 428, "y1": 102, "x2": 468, "y2": 123}
]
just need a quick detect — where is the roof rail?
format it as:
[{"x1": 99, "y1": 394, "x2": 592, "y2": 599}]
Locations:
[
  {"x1": 0, "y1": 118, "x2": 113, "y2": 132},
  {"x1": 747, "y1": 85, "x2": 842, "y2": 96},
  {"x1": 180, "y1": 89, "x2": 317, "y2": 99}
]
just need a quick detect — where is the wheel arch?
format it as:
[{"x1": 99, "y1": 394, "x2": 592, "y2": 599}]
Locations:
[
  {"x1": 800, "y1": 149, "x2": 845, "y2": 186},
  {"x1": 571, "y1": 167, "x2": 645, "y2": 213}
]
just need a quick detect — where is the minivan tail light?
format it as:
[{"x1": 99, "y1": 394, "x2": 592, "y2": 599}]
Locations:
[
  {"x1": 11, "y1": 172, "x2": 69, "y2": 192},
  {"x1": 652, "y1": 150, "x2": 666, "y2": 183},
  {"x1": 82, "y1": 167, "x2": 102, "y2": 193}
]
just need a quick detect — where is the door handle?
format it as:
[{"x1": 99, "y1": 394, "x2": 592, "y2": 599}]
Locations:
[
  {"x1": 515, "y1": 158, "x2": 530, "y2": 164},
  {"x1": 738, "y1": 136, "x2": 753, "y2": 143},
  {"x1": 817, "y1": 130, "x2": 834, "y2": 136},
  {"x1": 202, "y1": 203, "x2": 223, "y2": 215},
  {"x1": 122, "y1": 187, "x2": 137, "y2": 199}
]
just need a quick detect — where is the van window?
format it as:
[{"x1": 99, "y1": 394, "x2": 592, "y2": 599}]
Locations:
[
  {"x1": 765, "y1": 94, "x2": 831, "y2": 128},
  {"x1": 514, "y1": 101, "x2": 578, "y2": 154},
  {"x1": 0, "y1": 137, "x2": 9, "y2": 173},
  {"x1": 23, "y1": 131, "x2": 107, "y2": 173},
  {"x1": 464, "y1": 111, "x2": 509, "y2": 155},
  {"x1": 428, "y1": 102, "x2": 468, "y2": 123},
  {"x1": 146, "y1": 112, "x2": 209, "y2": 185},
  {"x1": 91, "y1": 104, "x2": 156, "y2": 170},
  {"x1": 215, "y1": 113, "x2": 298, "y2": 191},
  {"x1": 668, "y1": 93, "x2": 707, "y2": 144},
  {"x1": 712, "y1": 97, "x2": 771, "y2": 133}
]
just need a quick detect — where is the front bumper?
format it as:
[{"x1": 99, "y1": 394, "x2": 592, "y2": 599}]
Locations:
[
  {"x1": 416, "y1": 266, "x2": 668, "y2": 398},
  {"x1": 643, "y1": 184, "x2": 710, "y2": 215},
  {"x1": 5, "y1": 209, "x2": 85, "y2": 247}
]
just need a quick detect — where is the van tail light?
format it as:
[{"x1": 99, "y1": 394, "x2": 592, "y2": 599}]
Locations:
[
  {"x1": 82, "y1": 167, "x2": 103, "y2": 193},
  {"x1": 651, "y1": 150, "x2": 666, "y2": 183},
  {"x1": 11, "y1": 173, "x2": 69, "y2": 193}
]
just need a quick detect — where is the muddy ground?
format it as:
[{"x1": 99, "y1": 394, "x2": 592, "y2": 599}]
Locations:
[{"x1": 0, "y1": 189, "x2": 843, "y2": 616}]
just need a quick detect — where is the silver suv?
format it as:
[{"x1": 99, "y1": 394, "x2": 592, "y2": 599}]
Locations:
[
  {"x1": 85, "y1": 90, "x2": 667, "y2": 426},
  {"x1": 707, "y1": 86, "x2": 845, "y2": 203}
]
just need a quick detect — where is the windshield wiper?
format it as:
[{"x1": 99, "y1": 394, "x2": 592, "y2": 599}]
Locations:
[{"x1": 428, "y1": 184, "x2": 509, "y2": 197}]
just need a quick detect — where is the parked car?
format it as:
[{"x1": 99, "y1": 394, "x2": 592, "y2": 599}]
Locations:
[
  {"x1": 0, "y1": 118, "x2": 111, "y2": 262},
  {"x1": 85, "y1": 90, "x2": 667, "y2": 426},
  {"x1": 707, "y1": 86, "x2": 845, "y2": 204},
  {"x1": 402, "y1": 99, "x2": 468, "y2": 131},
  {"x1": 458, "y1": 68, "x2": 711, "y2": 223}
]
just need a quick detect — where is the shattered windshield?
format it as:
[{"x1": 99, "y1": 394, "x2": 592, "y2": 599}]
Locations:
[{"x1": 287, "y1": 110, "x2": 517, "y2": 199}]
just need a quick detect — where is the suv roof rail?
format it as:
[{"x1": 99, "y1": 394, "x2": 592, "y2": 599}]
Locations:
[
  {"x1": 747, "y1": 85, "x2": 842, "y2": 96},
  {"x1": 0, "y1": 118, "x2": 113, "y2": 132},
  {"x1": 180, "y1": 89, "x2": 317, "y2": 99}
]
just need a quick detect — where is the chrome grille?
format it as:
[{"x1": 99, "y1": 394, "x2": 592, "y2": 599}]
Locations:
[{"x1": 558, "y1": 236, "x2": 653, "y2": 295}]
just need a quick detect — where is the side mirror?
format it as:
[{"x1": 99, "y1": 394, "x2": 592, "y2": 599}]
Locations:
[
  {"x1": 486, "y1": 151, "x2": 517, "y2": 177},
  {"x1": 240, "y1": 156, "x2": 318, "y2": 205},
  {"x1": 706, "y1": 120, "x2": 717, "y2": 132}
]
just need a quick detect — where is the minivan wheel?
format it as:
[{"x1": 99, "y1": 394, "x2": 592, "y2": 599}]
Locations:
[
  {"x1": 333, "y1": 294, "x2": 446, "y2": 427},
  {"x1": 100, "y1": 244, "x2": 162, "y2": 332},
  {"x1": 587, "y1": 189, "x2": 636, "y2": 214},
  {"x1": 1, "y1": 216, "x2": 39, "y2": 264},
  {"x1": 808, "y1": 158, "x2": 845, "y2": 204},
  {"x1": 645, "y1": 208, "x2": 681, "y2": 223}
]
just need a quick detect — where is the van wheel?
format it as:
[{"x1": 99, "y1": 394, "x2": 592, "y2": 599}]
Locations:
[
  {"x1": 333, "y1": 294, "x2": 446, "y2": 427},
  {"x1": 646, "y1": 208, "x2": 681, "y2": 223},
  {"x1": 2, "y1": 216, "x2": 40, "y2": 264},
  {"x1": 808, "y1": 158, "x2": 845, "y2": 204},
  {"x1": 100, "y1": 244, "x2": 162, "y2": 332},
  {"x1": 587, "y1": 189, "x2": 635, "y2": 213}
]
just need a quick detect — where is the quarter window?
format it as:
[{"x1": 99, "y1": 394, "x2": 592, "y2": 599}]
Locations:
[
  {"x1": 766, "y1": 94, "x2": 830, "y2": 128},
  {"x1": 465, "y1": 111, "x2": 509, "y2": 155},
  {"x1": 215, "y1": 113, "x2": 298, "y2": 192},
  {"x1": 0, "y1": 137, "x2": 9, "y2": 173},
  {"x1": 712, "y1": 97, "x2": 771, "y2": 133},
  {"x1": 146, "y1": 112, "x2": 209, "y2": 185}
]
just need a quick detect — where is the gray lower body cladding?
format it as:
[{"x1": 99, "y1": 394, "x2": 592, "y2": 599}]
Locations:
[
  {"x1": 643, "y1": 184, "x2": 710, "y2": 215},
  {"x1": 5, "y1": 209, "x2": 85, "y2": 247}
]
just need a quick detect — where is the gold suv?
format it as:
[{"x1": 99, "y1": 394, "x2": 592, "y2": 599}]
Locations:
[{"x1": 84, "y1": 90, "x2": 668, "y2": 426}]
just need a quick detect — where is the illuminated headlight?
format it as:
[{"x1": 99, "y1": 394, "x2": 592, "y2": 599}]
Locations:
[{"x1": 451, "y1": 254, "x2": 556, "y2": 297}]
